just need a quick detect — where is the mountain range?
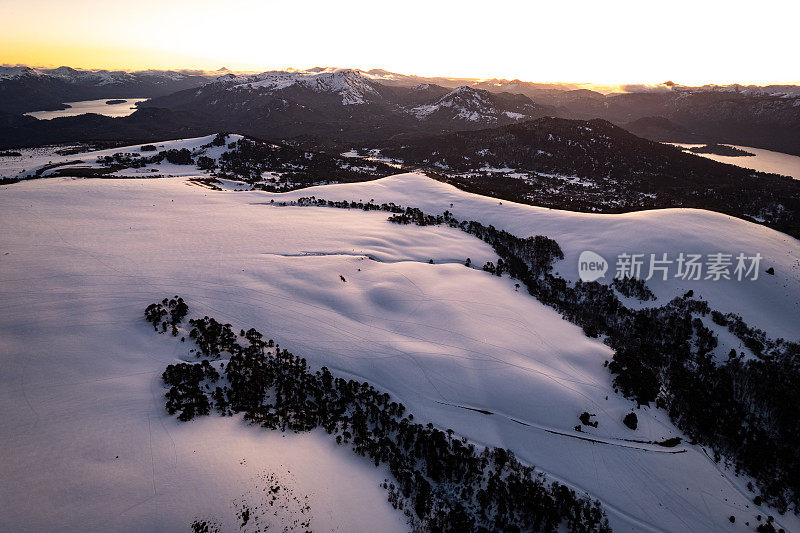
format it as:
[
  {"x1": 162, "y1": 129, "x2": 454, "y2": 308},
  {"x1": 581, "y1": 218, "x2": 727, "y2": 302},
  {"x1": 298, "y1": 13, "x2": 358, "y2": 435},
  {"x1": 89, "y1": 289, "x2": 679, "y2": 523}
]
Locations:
[
  {"x1": 137, "y1": 68, "x2": 556, "y2": 139},
  {"x1": 1, "y1": 66, "x2": 799, "y2": 155}
]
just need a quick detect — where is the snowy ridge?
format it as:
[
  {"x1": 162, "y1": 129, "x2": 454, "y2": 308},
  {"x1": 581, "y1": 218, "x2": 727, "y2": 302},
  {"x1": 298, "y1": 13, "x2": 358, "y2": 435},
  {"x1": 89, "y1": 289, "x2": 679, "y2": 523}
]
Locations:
[
  {"x1": 0, "y1": 66, "x2": 43, "y2": 80},
  {"x1": 0, "y1": 65, "x2": 217, "y2": 83}
]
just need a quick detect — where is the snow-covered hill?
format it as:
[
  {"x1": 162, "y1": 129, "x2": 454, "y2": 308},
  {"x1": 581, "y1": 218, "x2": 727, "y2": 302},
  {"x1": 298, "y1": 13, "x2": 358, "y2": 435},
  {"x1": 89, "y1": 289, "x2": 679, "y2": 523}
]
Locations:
[
  {"x1": 0, "y1": 134, "x2": 399, "y2": 191},
  {"x1": 0, "y1": 134, "x2": 247, "y2": 182},
  {"x1": 276, "y1": 173, "x2": 800, "y2": 342},
  {"x1": 1, "y1": 172, "x2": 799, "y2": 531}
]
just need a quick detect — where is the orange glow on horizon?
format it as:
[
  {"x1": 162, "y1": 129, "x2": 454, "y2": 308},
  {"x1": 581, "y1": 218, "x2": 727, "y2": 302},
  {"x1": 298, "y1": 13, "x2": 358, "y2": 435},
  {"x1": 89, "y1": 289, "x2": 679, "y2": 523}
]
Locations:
[{"x1": 1, "y1": 0, "x2": 798, "y2": 87}]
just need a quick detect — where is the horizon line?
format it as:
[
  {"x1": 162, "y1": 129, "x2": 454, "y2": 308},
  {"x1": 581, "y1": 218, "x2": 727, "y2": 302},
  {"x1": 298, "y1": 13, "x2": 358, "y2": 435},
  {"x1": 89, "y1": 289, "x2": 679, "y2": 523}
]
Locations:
[{"x1": 3, "y1": 62, "x2": 800, "y2": 89}]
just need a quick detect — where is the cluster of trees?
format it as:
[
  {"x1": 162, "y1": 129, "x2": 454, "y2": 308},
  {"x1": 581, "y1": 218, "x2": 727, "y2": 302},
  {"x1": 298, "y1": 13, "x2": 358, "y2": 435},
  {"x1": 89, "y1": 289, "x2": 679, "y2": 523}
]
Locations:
[
  {"x1": 611, "y1": 276, "x2": 656, "y2": 301},
  {"x1": 215, "y1": 137, "x2": 397, "y2": 191},
  {"x1": 295, "y1": 196, "x2": 407, "y2": 213},
  {"x1": 153, "y1": 148, "x2": 194, "y2": 165},
  {"x1": 709, "y1": 310, "x2": 791, "y2": 359},
  {"x1": 96, "y1": 151, "x2": 147, "y2": 169},
  {"x1": 97, "y1": 147, "x2": 194, "y2": 169},
  {"x1": 148, "y1": 300, "x2": 610, "y2": 532},
  {"x1": 622, "y1": 413, "x2": 638, "y2": 430},
  {"x1": 289, "y1": 197, "x2": 800, "y2": 515},
  {"x1": 210, "y1": 133, "x2": 228, "y2": 147},
  {"x1": 144, "y1": 296, "x2": 188, "y2": 336},
  {"x1": 163, "y1": 360, "x2": 219, "y2": 421},
  {"x1": 187, "y1": 316, "x2": 239, "y2": 358}
]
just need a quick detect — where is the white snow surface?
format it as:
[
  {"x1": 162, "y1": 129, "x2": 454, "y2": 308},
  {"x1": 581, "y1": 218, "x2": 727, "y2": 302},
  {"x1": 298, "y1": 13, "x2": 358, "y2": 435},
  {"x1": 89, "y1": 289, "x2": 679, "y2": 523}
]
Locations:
[{"x1": 1, "y1": 172, "x2": 799, "y2": 532}]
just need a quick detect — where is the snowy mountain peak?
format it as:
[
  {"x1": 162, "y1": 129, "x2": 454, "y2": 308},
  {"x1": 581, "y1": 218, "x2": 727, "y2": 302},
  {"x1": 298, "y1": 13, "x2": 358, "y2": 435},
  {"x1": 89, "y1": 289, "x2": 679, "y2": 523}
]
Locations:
[
  {"x1": 437, "y1": 85, "x2": 495, "y2": 107},
  {"x1": 412, "y1": 85, "x2": 503, "y2": 121},
  {"x1": 223, "y1": 67, "x2": 380, "y2": 105},
  {"x1": 0, "y1": 66, "x2": 40, "y2": 80},
  {"x1": 449, "y1": 85, "x2": 486, "y2": 96}
]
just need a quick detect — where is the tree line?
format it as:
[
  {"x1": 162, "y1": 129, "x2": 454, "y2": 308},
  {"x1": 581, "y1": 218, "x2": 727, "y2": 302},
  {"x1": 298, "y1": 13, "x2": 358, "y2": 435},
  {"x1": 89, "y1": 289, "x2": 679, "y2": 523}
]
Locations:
[
  {"x1": 288, "y1": 196, "x2": 800, "y2": 517},
  {"x1": 146, "y1": 298, "x2": 610, "y2": 532}
]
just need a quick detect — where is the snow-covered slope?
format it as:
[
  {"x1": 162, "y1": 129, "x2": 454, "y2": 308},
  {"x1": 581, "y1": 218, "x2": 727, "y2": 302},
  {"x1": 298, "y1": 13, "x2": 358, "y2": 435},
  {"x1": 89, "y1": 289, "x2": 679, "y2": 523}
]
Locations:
[
  {"x1": 0, "y1": 134, "x2": 245, "y2": 181},
  {"x1": 1, "y1": 173, "x2": 799, "y2": 532},
  {"x1": 276, "y1": 173, "x2": 800, "y2": 341},
  {"x1": 0, "y1": 134, "x2": 398, "y2": 193},
  {"x1": 0, "y1": 134, "x2": 251, "y2": 181}
]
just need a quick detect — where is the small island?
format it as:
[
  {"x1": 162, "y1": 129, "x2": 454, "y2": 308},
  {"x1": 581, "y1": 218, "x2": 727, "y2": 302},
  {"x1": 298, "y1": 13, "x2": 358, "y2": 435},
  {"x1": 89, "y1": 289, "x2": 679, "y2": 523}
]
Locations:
[
  {"x1": 105, "y1": 99, "x2": 127, "y2": 105},
  {"x1": 687, "y1": 143, "x2": 755, "y2": 157}
]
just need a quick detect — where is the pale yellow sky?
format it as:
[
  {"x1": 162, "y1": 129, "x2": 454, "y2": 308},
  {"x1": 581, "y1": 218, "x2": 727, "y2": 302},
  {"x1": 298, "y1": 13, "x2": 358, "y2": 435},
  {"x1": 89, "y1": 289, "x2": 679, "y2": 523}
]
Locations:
[{"x1": 1, "y1": 0, "x2": 797, "y2": 85}]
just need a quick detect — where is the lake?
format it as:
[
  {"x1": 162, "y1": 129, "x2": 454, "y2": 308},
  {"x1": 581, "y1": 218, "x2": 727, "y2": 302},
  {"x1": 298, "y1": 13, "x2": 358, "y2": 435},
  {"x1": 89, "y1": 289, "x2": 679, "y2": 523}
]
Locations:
[
  {"x1": 24, "y1": 98, "x2": 149, "y2": 120},
  {"x1": 668, "y1": 143, "x2": 800, "y2": 180}
]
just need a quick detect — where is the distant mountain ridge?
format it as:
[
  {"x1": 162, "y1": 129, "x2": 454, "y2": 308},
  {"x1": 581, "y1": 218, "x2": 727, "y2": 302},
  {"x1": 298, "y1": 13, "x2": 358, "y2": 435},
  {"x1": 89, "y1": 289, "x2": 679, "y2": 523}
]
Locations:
[
  {"x1": 0, "y1": 66, "x2": 218, "y2": 114},
  {"x1": 1, "y1": 65, "x2": 799, "y2": 154},
  {"x1": 137, "y1": 68, "x2": 555, "y2": 140}
]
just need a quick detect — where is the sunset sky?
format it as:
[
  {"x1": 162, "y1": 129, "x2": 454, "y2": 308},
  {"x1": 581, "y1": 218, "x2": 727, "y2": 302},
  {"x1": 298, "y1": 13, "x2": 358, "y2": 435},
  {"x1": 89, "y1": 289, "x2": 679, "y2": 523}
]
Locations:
[{"x1": 2, "y1": 0, "x2": 797, "y2": 85}]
